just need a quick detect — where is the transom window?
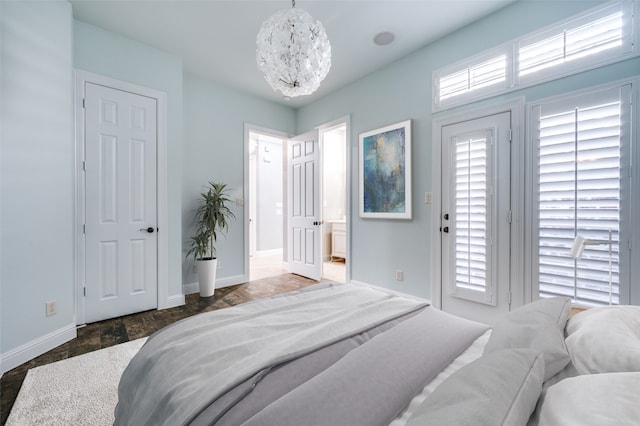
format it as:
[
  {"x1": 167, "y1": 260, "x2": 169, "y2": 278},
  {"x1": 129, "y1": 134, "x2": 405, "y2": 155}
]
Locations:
[{"x1": 433, "y1": 1, "x2": 637, "y2": 111}]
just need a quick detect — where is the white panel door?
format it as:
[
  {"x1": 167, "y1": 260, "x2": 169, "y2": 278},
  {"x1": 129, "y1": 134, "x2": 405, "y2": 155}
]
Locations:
[
  {"x1": 84, "y1": 82, "x2": 158, "y2": 323},
  {"x1": 441, "y1": 112, "x2": 511, "y2": 325},
  {"x1": 287, "y1": 130, "x2": 321, "y2": 280}
]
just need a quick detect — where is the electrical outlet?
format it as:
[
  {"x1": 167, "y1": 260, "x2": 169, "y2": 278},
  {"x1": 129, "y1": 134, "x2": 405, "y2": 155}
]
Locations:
[
  {"x1": 193, "y1": 264, "x2": 198, "y2": 273},
  {"x1": 396, "y1": 270, "x2": 404, "y2": 281},
  {"x1": 217, "y1": 261, "x2": 221, "y2": 269},
  {"x1": 45, "y1": 300, "x2": 57, "y2": 317},
  {"x1": 424, "y1": 192, "x2": 433, "y2": 204}
]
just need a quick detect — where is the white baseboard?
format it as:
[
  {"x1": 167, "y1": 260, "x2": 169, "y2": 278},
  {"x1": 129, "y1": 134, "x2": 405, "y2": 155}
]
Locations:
[
  {"x1": 1, "y1": 323, "x2": 77, "y2": 375},
  {"x1": 183, "y1": 274, "x2": 247, "y2": 295},
  {"x1": 349, "y1": 280, "x2": 431, "y2": 304}
]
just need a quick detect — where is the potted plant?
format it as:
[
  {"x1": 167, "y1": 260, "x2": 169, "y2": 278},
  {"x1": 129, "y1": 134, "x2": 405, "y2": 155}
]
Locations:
[{"x1": 186, "y1": 182, "x2": 235, "y2": 297}]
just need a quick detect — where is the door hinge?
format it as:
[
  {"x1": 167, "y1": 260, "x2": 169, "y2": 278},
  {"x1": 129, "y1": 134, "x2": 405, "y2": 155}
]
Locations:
[
  {"x1": 82, "y1": 161, "x2": 86, "y2": 171},
  {"x1": 82, "y1": 98, "x2": 86, "y2": 109},
  {"x1": 507, "y1": 210, "x2": 512, "y2": 224},
  {"x1": 507, "y1": 291, "x2": 512, "y2": 306},
  {"x1": 507, "y1": 128, "x2": 512, "y2": 143},
  {"x1": 83, "y1": 287, "x2": 86, "y2": 297},
  {"x1": 629, "y1": 238, "x2": 633, "y2": 251},
  {"x1": 83, "y1": 224, "x2": 86, "y2": 234}
]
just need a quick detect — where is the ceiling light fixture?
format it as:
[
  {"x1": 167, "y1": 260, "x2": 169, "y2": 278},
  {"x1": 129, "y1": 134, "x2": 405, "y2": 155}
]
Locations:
[{"x1": 256, "y1": 0, "x2": 331, "y2": 97}]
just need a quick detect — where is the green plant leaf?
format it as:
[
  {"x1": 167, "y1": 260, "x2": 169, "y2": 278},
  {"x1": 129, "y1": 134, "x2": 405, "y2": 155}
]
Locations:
[{"x1": 185, "y1": 181, "x2": 236, "y2": 262}]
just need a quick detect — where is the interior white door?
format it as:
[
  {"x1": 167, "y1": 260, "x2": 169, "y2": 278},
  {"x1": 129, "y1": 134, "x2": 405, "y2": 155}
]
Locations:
[
  {"x1": 287, "y1": 130, "x2": 322, "y2": 280},
  {"x1": 84, "y1": 82, "x2": 158, "y2": 323},
  {"x1": 441, "y1": 112, "x2": 511, "y2": 325}
]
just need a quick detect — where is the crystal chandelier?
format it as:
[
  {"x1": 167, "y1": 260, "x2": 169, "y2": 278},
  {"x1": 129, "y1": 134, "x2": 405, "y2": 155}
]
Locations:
[{"x1": 256, "y1": 0, "x2": 331, "y2": 98}]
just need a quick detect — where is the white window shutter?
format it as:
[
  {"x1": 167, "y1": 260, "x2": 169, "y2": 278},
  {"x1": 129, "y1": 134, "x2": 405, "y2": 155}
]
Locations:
[
  {"x1": 455, "y1": 135, "x2": 490, "y2": 294},
  {"x1": 536, "y1": 88, "x2": 624, "y2": 306},
  {"x1": 520, "y1": 9, "x2": 624, "y2": 78}
]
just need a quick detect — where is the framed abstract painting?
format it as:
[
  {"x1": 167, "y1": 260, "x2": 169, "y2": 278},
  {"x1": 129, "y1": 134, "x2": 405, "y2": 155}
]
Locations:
[{"x1": 359, "y1": 120, "x2": 412, "y2": 219}]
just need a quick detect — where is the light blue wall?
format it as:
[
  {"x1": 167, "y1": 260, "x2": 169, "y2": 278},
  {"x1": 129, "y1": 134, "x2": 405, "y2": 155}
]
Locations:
[
  {"x1": 1, "y1": 1, "x2": 74, "y2": 354},
  {"x1": 73, "y1": 20, "x2": 184, "y2": 299},
  {"x1": 182, "y1": 72, "x2": 295, "y2": 286},
  {"x1": 297, "y1": 0, "x2": 639, "y2": 300}
]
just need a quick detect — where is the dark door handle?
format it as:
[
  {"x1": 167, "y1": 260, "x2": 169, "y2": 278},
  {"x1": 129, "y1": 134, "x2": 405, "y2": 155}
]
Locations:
[
  {"x1": 140, "y1": 227, "x2": 155, "y2": 233},
  {"x1": 442, "y1": 226, "x2": 449, "y2": 233}
]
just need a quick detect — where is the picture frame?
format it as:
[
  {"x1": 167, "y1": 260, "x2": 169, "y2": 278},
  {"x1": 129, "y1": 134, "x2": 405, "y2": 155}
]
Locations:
[{"x1": 359, "y1": 119, "x2": 412, "y2": 219}]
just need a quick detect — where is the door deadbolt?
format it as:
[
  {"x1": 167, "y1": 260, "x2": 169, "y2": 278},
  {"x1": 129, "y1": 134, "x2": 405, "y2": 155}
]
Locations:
[
  {"x1": 442, "y1": 226, "x2": 449, "y2": 233},
  {"x1": 443, "y1": 213, "x2": 449, "y2": 220}
]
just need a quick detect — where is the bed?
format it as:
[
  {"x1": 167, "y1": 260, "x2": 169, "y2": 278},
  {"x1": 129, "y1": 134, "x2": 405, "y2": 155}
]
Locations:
[{"x1": 114, "y1": 283, "x2": 640, "y2": 426}]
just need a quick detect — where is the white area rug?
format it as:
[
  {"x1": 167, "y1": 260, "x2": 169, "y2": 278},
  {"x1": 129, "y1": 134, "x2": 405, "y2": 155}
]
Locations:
[{"x1": 6, "y1": 337, "x2": 147, "y2": 426}]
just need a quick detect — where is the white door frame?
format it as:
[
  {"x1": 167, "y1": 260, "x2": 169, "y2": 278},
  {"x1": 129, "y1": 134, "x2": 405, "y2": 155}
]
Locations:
[
  {"x1": 243, "y1": 116, "x2": 351, "y2": 283},
  {"x1": 318, "y1": 116, "x2": 351, "y2": 282},
  {"x1": 431, "y1": 98, "x2": 525, "y2": 310},
  {"x1": 74, "y1": 70, "x2": 170, "y2": 325},
  {"x1": 243, "y1": 123, "x2": 290, "y2": 281}
]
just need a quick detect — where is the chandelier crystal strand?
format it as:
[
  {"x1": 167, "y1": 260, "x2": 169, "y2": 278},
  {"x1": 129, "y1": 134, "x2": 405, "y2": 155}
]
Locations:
[{"x1": 256, "y1": 0, "x2": 331, "y2": 97}]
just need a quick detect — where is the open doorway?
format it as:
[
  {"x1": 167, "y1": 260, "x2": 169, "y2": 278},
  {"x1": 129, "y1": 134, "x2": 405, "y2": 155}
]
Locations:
[
  {"x1": 320, "y1": 124, "x2": 347, "y2": 283},
  {"x1": 248, "y1": 130, "x2": 287, "y2": 281},
  {"x1": 245, "y1": 121, "x2": 348, "y2": 283}
]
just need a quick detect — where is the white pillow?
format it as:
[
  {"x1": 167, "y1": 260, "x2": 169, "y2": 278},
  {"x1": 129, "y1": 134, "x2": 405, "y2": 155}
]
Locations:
[
  {"x1": 484, "y1": 297, "x2": 571, "y2": 380},
  {"x1": 565, "y1": 305, "x2": 640, "y2": 374},
  {"x1": 530, "y1": 372, "x2": 640, "y2": 426}
]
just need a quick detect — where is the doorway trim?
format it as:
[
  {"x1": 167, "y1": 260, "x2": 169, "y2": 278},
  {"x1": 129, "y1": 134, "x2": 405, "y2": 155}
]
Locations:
[
  {"x1": 243, "y1": 123, "x2": 290, "y2": 282},
  {"x1": 431, "y1": 98, "x2": 525, "y2": 310},
  {"x1": 74, "y1": 69, "x2": 170, "y2": 325},
  {"x1": 317, "y1": 115, "x2": 352, "y2": 283},
  {"x1": 243, "y1": 116, "x2": 351, "y2": 283}
]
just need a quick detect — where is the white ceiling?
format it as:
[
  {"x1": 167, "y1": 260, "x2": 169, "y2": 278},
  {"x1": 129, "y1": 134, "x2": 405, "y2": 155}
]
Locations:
[{"x1": 70, "y1": 0, "x2": 517, "y2": 108}]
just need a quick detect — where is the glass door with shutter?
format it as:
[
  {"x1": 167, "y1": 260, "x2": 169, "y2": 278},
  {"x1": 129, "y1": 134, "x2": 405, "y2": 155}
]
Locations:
[
  {"x1": 441, "y1": 112, "x2": 512, "y2": 325},
  {"x1": 530, "y1": 84, "x2": 632, "y2": 306}
]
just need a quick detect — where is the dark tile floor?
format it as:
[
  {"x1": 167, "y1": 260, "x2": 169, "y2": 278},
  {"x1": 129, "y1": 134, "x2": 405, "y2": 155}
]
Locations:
[{"x1": 0, "y1": 273, "x2": 318, "y2": 425}]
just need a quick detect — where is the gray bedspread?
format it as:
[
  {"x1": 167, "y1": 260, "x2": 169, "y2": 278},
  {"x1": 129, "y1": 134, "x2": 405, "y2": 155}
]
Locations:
[{"x1": 115, "y1": 283, "x2": 488, "y2": 425}]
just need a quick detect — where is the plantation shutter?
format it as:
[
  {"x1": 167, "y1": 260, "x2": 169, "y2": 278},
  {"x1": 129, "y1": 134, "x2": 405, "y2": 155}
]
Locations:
[
  {"x1": 438, "y1": 55, "x2": 507, "y2": 101},
  {"x1": 534, "y1": 87, "x2": 625, "y2": 306},
  {"x1": 518, "y1": 2, "x2": 628, "y2": 83},
  {"x1": 455, "y1": 133, "x2": 490, "y2": 293}
]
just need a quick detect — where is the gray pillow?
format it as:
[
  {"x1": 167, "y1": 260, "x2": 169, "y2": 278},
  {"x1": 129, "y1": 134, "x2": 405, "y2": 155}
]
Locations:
[
  {"x1": 484, "y1": 297, "x2": 571, "y2": 380},
  {"x1": 407, "y1": 349, "x2": 545, "y2": 426}
]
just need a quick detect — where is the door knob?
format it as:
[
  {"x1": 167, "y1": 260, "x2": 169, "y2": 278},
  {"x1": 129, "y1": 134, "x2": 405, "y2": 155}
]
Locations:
[
  {"x1": 140, "y1": 227, "x2": 155, "y2": 233},
  {"x1": 442, "y1": 226, "x2": 449, "y2": 233}
]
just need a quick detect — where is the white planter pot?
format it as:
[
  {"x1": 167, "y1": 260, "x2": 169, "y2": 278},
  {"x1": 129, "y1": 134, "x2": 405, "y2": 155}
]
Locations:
[{"x1": 196, "y1": 258, "x2": 217, "y2": 297}]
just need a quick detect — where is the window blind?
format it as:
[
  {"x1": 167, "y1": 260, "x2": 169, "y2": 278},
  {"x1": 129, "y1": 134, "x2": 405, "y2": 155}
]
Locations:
[
  {"x1": 433, "y1": 1, "x2": 636, "y2": 111},
  {"x1": 439, "y1": 55, "x2": 507, "y2": 101},
  {"x1": 519, "y1": 9, "x2": 623, "y2": 77},
  {"x1": 537, "y1": 100, "x2": 621, "y2": 306},
  {"x1": 455, "y1": 136, "x2": 488, "y2": 293}
]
